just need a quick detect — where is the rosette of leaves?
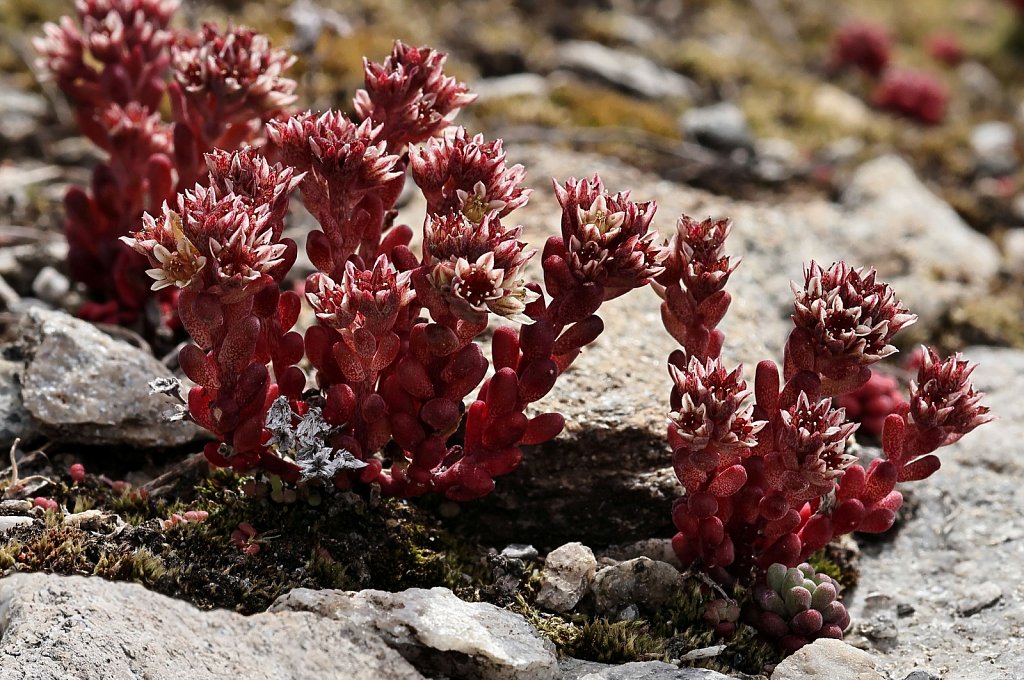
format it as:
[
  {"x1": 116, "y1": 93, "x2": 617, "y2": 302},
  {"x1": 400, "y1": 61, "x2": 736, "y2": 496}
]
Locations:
[{"x1": 745, "y1": 562, "x2": 849, "y2": 652}]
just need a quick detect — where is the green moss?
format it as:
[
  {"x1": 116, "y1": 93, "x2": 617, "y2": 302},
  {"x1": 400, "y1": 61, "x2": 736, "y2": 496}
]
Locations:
[
  {"x1": 568, "y1": 619, "x2": 669, "y2": 663},
  {"x1": 3, "y1": 471, "x2": 487, "y2": 614},
  {"x1": 548, "y1": 83, "x2": 683, "y2": 139},
  {"x1": 505, "y1": 569, "x2": 781, "y2": 673},
  {"x1": 939, "y1": 291, "x2": 1024, "y2": 349},
  {"x1": 807, "y1": 549, "x2": 844, "y2": 586}
]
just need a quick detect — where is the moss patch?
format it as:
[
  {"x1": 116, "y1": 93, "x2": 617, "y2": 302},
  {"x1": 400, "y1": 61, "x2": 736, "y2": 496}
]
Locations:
[{"x1": 1, "y1": 469, "x2": 487, "y2": 614}]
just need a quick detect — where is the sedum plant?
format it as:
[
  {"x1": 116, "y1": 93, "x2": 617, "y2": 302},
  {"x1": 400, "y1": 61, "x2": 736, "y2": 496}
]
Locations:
[
  {"x1": 41, "y1": 2, "x2": 991, "y2": 661},
  {"x1": 654, "y1": 215, "x2": 991, "y2": 647},
  {"x1": 746, "y1": 562, "x2": 849, "y2": 652},
  {"x1": 123, "y1": 39, "x2": 663, "y2": 501},
  {"x1": 35, "y1": 0, "x2": 296, "y2": 330}
]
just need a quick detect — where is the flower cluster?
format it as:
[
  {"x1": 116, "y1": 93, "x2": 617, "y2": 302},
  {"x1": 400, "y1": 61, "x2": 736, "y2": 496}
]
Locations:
[
  {"x1": 927, "y1": 33, "x2": 965, "y2": 68},
  {"x1": 828, "y1": 21, "x2": 892, "y2": 77},
  {"x1": 871, "y1": 69, "x2": 949, "y2": 126},
  {"x1": 837, "y1": 369, "x2": 907, "y2": 437},
  {"x1": 826, "y1": 19, "x2": 949, "y2": 125},
  {"x1": 123, "y1": 40, "x2": 663, "y2": 502},
  {"x1": 35, "y1": 2, "x2": 296, "y2": 331},
  {"x1": 659, "y1": 214, "x2": 990, "y2": 649}
]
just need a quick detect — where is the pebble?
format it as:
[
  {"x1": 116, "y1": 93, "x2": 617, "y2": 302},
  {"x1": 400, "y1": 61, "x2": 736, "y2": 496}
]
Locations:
[
  {"x1": 0, "y1": 83, "x2": 48, "y2": 144},
  {"x1": 536, "y1": 542, "x2": 597, "y2": 614},
  {"x1": 592, "y1": 557, "x2": 680, "y2": 615},
  {"x1": 754, "y1": 137, "x2": 802, "y2": 183},
  {"x1": 970, "y1": 121, "x2": 1017, "y2": 176},
  {"x1": 958, "y1": 61, "x2": 1002, "y2": 106},
  {"x1": 31, "y1": 267, "x2": 71, "y2": 307},
  {"x1": 812, "y1": 84, "x2": 871, "y2": 130},
  {"x1": 902, "y1": 672, "x2": 940, "y2": 680},
  {"x1": 501, "y1": 543, "x2": 539, "y2": 561},
  {"x1": 771, "y1": 639, "x2": 883, "y2": 680},
  {"x1": 957, "y1": 581, "x2": 1002, "y2": 617},
  {"x1": 556, "y1": 41, "x2": 696, "y2": 100},
  {"x1": 679, "y1": 102, "x2": 754, "y2": 152},
  {"x1": 472, "y1": 73, "x2": 549, "y2": 102}
]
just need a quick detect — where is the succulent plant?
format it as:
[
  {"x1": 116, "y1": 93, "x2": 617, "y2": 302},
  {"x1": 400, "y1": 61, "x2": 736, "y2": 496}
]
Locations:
[
  {"x1": 745, "y1": 562, "x2": 850, "y2": 652},
  {"x1": 704, "y1": 597, "x2": 741, "y2": 637}
]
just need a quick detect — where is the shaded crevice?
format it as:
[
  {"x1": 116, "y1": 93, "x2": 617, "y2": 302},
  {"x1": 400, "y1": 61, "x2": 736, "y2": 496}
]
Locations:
[{"x1": 431, "y1": 426, "x2": 677, "y2": 552}]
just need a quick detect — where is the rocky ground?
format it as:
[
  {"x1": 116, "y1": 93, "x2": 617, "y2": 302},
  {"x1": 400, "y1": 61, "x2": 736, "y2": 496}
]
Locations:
[{"x1": 2, "y1": 0, "x2": 1024, "y2": 679}]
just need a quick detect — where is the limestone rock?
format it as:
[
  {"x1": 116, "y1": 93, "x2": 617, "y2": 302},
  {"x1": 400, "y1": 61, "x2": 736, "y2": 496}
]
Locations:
[
  {"x1": 970, "y1": 121, "x2": 1017, "y2": 176},
  {"x1": 840, "y1": 155, "x2": 1000, "y2": 330},
  {"x1": 679, "y1": 102, "x2": 754, "y2": 152},
  {"x1": 0, "y1": 81, "x2": 48, "y2": 145},
  {"x1": 846, "y1": 347, "x2": 1024, "y2": 679},
  {"x1": 0, "y1": 573, "x2": 424, "y2": 680},
  {"x1": 561, "y1": 657, "x2": 735, "y2": 679},
  {"x1": 271, "y1": 586, "x2": 559, "y2": 680},
  {"x1": 11, "y1": 308, "x2": 204, "y2": 447},
  {"x1": 770, "y1": 639, "x2": 882, "y2": 680},
  {"x1": 0, "y1": 357, "x2": 35, "y2": 444},
  {"x1": 591, "y1": 557, "x2": 681, "y2": 615},
  {"x1": 958, "y1": 581, "x2": 1002, "y2": 617},
  {"x1": 536, "y1": 542, "x2": 598, "y2": 613},
  {"x1": 555, "y1": 41, "x2": 695, "y2": 100},
  {"x1": 0, "y1": 516, "x2": 33, "y2": 533}
]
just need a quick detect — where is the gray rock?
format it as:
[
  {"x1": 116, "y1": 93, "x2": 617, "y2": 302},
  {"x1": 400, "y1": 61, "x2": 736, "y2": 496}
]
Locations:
[
  {"x1": 556, "y1": 41, "x2": 696, "y2": 100},
  {"x1": 770, "y1": 639, "x2": 882, "y2": 680},
  {"x1": 0, "y1": 515, "x2": 33, "y2": 533},
  {"x1": 0, "y1": 499, "x2": 32, "y2": 513},
  {"x1": 0, "y1": 236, "x2": 68, "y2": 292},
  {"x1": 0, "y1": 357, "x2": 36, "y2": 444},
  {"x1": 970, "y1": 121, "x2": 1017, "y2": 176},
  {"x1": 811, "y1": 84, "x2": 871, "y2": 131},
  {"x1": 0, "y1": 83, "x2": 48, "y2": 144},
  {"x1": 1002, "y1": 227, "x2": 1024, "y2": 278},
  {"x1": 855, "y1": 593, "x2": 899, "y2": 651},
  {"x1": 502, "y1": 543, "x2": 539, "y2": 561},
  {"x1": 902, "y1": 672, "x2": 940, "y2": 680},
  {"x1": 0, "y1": 573, "x2": 425, "y2": 680},
  {"x1": 536, "y1": 542, "x2": 598, "y2": 613},
  {"x1": 592, "y1": 557, "x2": 680, "y2": 615},
  {"x1": 271, "y1": 586, "x2": 559, "y2": 680},
  {"x1": 473, "y1": 73, "x2": 549, "y2": 102},
  {"x1": 679, "y1": 102, "x2": 753, "y2": 152},
  {"x1": 560, "y1": 657, "x2": 734, "y2": 679},
  {"x1": 846, "y1": 346, "x2": 1024, "y2": 679},
  {"x1": 0, "y1": 164, "x2": 63, "y2": 221},
  {"x1": 958, "y1": 61, "x2": 1003, "y2": 107},
  {"x1": 840, "y1": 155, "x2": 1000, "y2": 331},
  {"x1": 12, "y1": 308, "x2": 204, "y2": 447},
  {"x1": 31, "y1": 266, "x2": 71, "y2": 306},
  {"x1": 754, "y1": 137, "x2": 802, "y2": 183},
  {"x1": 47, "y1": 136, "x2": 105, "y2": 165},
  {"x1": 601, "y1": 538, "x2": 682, "y2": 569},
  {"x1": 957, "y1": 581, "x2": 1002, "y2": 617},
  {"x1": 286, "y1": 0, "x2": 351, "y2": 52}
]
